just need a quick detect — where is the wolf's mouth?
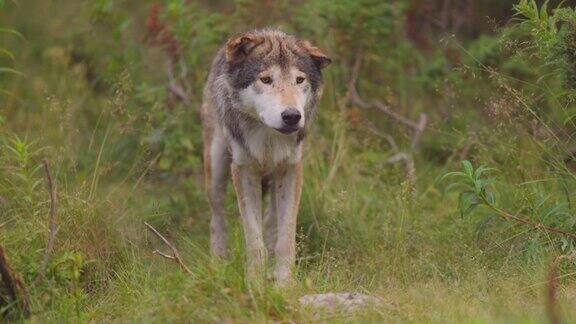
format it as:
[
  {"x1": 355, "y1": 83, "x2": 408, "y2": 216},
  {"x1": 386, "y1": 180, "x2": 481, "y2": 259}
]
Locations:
[{"x1": 274, "y1": 126, "x2": 300, "y2": 134}]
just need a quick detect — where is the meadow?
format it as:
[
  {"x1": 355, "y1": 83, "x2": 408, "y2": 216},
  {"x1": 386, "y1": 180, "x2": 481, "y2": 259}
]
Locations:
[{"x1": 1, "y1": 0, "x2": 576, "y2": 322}]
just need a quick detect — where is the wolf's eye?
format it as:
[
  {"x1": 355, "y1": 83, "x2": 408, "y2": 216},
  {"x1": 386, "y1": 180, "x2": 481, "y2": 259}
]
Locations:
[
  {"x1": 260, "y1": 76, "x2": 273, "y2": 84},
  {"x1": 296, "y1": 76, "x2": 305, "y2": 84}
]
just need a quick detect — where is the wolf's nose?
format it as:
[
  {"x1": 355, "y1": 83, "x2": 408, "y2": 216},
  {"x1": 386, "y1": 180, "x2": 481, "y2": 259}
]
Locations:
[{"x1": 281, "y1": 109, "x2": 301, "y2": 126}]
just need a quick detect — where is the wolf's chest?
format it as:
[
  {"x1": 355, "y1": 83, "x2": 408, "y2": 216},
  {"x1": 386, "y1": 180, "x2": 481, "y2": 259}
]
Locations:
[{"x1": 229, "y1": 126, "x2": 302, "y2": 169}]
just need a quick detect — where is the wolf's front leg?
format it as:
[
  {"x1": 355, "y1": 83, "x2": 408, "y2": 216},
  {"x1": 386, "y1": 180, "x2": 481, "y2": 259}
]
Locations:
[
  {"x1": 273, "y1": 162, "x2": 303, "y2": 286},
  {"x1": 231, "y1": 163, "x2": 267, "y2": 282},
  {"x1": 205, "y1": 132, "x2": 231, "y2": 259}
]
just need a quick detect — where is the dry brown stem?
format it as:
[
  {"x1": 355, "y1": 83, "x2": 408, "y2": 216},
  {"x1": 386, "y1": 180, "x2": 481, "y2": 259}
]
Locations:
[
  {"x1": 0, "y1": 246, "x2": 30, "y2": 317},
  {"x1": 35, "y1": 160, "x2": 58, "y2": 283},
  {"x1": 144, "y1": 222, "x2": 193, "y2": 276},
  {"x1": 487, "y1": 204, "x2": 576, "y2": 239}
]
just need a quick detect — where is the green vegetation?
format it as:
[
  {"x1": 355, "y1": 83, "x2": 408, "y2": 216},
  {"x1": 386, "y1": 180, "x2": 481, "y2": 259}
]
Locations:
[{"x1": 1, "y1": 0, "x2": 576, "y2": 322}]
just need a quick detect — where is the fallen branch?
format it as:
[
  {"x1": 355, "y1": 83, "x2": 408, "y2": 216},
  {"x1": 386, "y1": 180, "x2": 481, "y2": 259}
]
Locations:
[
  {"x1": 0, "y1": 246, "x2": 30, "y2": 317},
  {"x1": 35, "y1": 160, "x2": 58, "y2": 282},
  {"x1": 385, "y1": 152, "x2": 416, "y2": 181},
  {"x1": 166, "y1": 61, "x2": 192, "y2": 108},
  {"x1": 485, "y1": 203, "x2": 576, "y2": 240},
  {"x1": 347, "y1": 53, "x2": 428, "y2": 149},
  {"x1": 365, "y1": 121, "x2": 399, "y2": 152},
  {"x1": 345, "y1": 51, "x2": 428, "y2": 180},
  {"x1": 411, "y1": 114, "x2": 428, "y2": 150},
  {"x1": 144, "y1": 222, "x2": 193, "y2": 276}
]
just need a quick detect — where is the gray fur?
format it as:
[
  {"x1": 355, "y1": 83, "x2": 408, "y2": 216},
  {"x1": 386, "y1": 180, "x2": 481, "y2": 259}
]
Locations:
[
  {"x1": 200, "y1": 28, "x2": 330, "y2": 286},
  {"x1": 204, "y1": 30, "x2": 325, "y2": 155}
]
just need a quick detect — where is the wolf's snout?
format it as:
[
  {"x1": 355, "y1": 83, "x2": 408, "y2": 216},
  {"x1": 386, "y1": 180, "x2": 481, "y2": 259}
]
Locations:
[{"x1": 281, "y1": 109, "x2": 301, "y2": 126}]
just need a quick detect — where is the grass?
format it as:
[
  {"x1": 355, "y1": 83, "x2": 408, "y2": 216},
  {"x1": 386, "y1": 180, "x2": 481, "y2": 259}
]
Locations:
[
  {"x1": 1, "y1": 126, "x2": 574, "y2": 322},
  {"x1": 1, "y1": 0, "x2": 576, "y2": 322}
]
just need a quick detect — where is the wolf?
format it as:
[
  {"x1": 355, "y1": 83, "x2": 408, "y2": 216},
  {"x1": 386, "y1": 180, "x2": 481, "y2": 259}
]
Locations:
[{"x1": 201, "y1": 29, "x2": 331, "y2": 285}]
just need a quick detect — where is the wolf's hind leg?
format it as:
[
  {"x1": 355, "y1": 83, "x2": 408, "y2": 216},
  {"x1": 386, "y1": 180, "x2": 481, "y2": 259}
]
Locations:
[{"x1": 205, "y1": 132, "x2": 231, "y2": 258}]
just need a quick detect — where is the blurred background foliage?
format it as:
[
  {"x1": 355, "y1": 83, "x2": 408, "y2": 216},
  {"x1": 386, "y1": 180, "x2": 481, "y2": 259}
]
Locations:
[{"x1": 2, "y1": 0, "x2": 576, "y2": 321}]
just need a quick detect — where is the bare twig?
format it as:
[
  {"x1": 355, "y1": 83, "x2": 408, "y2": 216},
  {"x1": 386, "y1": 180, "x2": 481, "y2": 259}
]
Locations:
[
  {"x1": 144, "y1": 222, "x2": 193, "y2": 276},
  {"x1": 347, "y1": 53, "x2": 428, "y2": 137},
  {"x1": 486, "y1": 204, "x2": 576, "y2": 239},
  {"x1": 166, "y1": 61, "x2": 192, "y2": 108},
  {"x1": 385, "y1": 152, "x2": 416, "y2": 181},
  {"x1": 346, "y1": 51, "x2": 427, "y2": 179},
  {"x1": 35, "y1": 160, "x2": 58, "y2": 282},
  {"x1": 153, "y1": 250, "x2": 176, "y2": 260},
  {"x1": 410, "y1": 113, "x2": 428, "y2": 150},
  {"x1": 365, "y1": 121, "x2": 399, "y2": 152},
  {"x1": 0, "y1": 246, "x2": 30, "y2": 317}
]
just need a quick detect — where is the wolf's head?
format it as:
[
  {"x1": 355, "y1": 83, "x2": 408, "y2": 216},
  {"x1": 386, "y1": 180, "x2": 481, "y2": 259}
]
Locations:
[{"x1": 225, "y1": 29, "x2": 331, "y2": 134}]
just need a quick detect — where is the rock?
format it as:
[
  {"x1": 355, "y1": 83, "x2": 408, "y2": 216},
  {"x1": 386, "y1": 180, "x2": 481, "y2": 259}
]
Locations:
[{"x1": 299, "y1": 292, "x2": 381, "y2": 312}]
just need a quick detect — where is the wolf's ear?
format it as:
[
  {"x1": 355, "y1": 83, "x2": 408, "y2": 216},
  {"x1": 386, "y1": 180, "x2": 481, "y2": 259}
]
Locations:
[
  {"x1": 226, "y1": 33, "x2": 264, "y2": 63},
  {"x1": 300, "y1": 40, "x2": 331, "y2": 69}
]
